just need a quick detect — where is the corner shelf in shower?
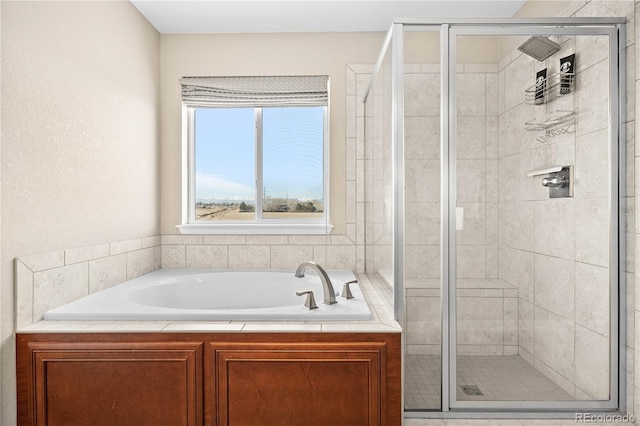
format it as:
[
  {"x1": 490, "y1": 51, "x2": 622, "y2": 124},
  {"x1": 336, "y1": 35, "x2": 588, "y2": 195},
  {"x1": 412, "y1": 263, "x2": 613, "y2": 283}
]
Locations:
[
  {"x1": 524, "y1": 72, "x2": 575, "y2": 105},
  {"x1": 524, "y1": 110, "x2": 575, "y2": 131}
]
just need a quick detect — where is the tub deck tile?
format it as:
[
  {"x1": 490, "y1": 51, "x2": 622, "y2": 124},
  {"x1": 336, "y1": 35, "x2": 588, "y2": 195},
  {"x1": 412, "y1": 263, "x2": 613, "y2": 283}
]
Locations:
[
  {"x1": 241, "y1": 323, "x2": 322, "y2": 332},
  {"x1": 162, "y1": 322, "x2": 243, "y2": 332},
  {"x1": 83, "y1": 322, "x2": 169, "y2": 332},
  {"x1": 19, "y1": 321, "x2": 91, "y2": 332},
  {"x1": 322, "y1": 323, "x2": 402, "y2": 333}
]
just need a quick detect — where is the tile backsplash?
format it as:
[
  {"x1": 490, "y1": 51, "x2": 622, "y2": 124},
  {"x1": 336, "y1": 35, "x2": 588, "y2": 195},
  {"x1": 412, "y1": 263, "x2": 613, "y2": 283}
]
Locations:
[
  {"x1": 15, "y1": 236, "x2": 162, "y2": 329},
  {"x1": 159, "y1": 235, "x2": 356, "y2": 270}
]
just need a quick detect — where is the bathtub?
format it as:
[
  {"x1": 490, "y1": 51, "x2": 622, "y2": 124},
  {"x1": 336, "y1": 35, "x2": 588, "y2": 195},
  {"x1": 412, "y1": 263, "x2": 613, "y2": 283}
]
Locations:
[{"x1": 43, "y1": 269, "x2": 373, "y2": 321}]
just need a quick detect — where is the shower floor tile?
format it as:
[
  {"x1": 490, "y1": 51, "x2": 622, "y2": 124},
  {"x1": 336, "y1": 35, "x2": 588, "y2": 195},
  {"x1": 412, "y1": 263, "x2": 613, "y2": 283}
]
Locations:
[{"x1": 405, "y1": 354, "x2": 575, "y2": 410}]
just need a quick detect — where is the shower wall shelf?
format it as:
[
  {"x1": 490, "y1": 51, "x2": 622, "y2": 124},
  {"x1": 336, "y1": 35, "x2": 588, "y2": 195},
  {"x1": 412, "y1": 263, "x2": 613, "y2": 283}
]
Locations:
[
  {"x1": 524, "y1": 110, "x2": 575, "y2": 131},
  {"x1": 524, "y1": 72, "x2": 575, "y2": 105},
  {"x1": 527, "y1": 165, "x2": 564, "y2": 177}
]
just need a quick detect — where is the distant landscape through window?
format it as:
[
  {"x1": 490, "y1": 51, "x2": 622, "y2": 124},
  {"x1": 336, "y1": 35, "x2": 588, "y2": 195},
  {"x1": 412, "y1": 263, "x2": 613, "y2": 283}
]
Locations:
[{"x1": 194, "y1": 106, "x2": 324, "y2": 222}]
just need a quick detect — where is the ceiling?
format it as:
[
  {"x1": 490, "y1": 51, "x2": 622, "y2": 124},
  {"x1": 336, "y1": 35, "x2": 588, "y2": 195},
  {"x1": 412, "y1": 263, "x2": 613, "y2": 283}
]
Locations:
[{"x1": 130, "y1": 0, "x2": 528, "y2": 34}]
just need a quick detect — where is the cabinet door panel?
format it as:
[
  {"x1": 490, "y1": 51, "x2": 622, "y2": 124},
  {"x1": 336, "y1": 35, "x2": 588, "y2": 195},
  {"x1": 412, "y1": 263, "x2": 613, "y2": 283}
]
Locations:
[
  {"x1": 213, "y1": 344, "x2": 385, "y2": 426},
  {"x1": 30, "y1": 342, "x2": 202, "y2": 426}
]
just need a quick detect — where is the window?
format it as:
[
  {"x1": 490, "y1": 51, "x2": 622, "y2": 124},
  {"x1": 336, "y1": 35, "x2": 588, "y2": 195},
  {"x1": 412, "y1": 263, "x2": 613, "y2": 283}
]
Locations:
[{"x1": 179, "y1": 76, "x2": 331, "y2": 234}]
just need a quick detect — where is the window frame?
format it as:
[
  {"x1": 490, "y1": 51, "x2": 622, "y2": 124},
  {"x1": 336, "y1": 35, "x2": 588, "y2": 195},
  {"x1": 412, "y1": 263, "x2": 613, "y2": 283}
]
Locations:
[{"x1": 178, "y1": 104, "x2": 332, "y2": 235}]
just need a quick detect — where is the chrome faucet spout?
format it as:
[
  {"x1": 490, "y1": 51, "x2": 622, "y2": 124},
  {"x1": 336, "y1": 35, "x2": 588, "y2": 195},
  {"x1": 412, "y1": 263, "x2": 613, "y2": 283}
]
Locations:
[{"x1": 294, "y1": 261, "x2": 337, "y2": 305}]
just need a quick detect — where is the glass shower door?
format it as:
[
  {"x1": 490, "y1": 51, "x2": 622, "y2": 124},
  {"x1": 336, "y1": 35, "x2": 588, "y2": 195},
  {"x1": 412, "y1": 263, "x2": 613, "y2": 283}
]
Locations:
[
  {"x1": 450, "y1": 27, "x2": 619, "y2": 410},
  {"x1": 402, "y1": 25, "x2": 443, "y2": 411}
]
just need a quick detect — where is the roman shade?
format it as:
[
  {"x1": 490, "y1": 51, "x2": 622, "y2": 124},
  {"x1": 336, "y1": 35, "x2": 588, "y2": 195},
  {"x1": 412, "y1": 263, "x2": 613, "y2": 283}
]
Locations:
[{"x1": 180, "y1": 75, "x2": 329, "y2": 108}]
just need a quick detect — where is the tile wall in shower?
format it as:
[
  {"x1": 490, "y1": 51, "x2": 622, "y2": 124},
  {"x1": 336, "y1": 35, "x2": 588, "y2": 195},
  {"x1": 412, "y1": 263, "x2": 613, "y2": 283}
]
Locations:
[
  {"x1": 498, "y1": 34, "x2": 612, "y2": 399},
  {"x1": 358, "y1": 62, "x2": 515, "y2": 356},
  {"x1": 401, "y1": 64, "x2": 513, "y2": 357}
]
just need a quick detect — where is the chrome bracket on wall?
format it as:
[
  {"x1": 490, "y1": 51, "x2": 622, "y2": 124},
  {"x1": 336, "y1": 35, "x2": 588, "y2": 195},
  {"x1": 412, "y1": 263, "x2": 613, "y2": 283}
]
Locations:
[{"x1": 527, "y1": 165, "x2": 574, "y2": 198}]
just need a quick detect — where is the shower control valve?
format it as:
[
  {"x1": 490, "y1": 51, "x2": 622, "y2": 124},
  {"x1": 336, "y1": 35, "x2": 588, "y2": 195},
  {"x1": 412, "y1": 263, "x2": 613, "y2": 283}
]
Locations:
[
  {"x1": 527, "y1": 165, "x2": 573, "y2": 198},
  {"x1": 542, "y1": 175, "x2": 567, "y2": 188}
]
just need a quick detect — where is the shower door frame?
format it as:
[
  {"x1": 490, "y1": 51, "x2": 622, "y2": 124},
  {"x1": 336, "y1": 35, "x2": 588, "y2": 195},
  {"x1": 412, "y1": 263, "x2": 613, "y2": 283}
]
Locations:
[
  {"x1": 446, "y1": 21, "x2": 624, "y2": 413},
  {"x1": 384, "y1": 18, "x2": 627, "y2": 416}
]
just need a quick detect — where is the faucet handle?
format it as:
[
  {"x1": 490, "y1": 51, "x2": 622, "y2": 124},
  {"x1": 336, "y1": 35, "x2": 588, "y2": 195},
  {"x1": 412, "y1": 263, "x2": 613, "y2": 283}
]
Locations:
[
  {"x1": 296, "y1": 290, "x2": 318, "y2": 310},
  {"x1": 341, "y1": 280, "x2": 358, "y2": 300}
]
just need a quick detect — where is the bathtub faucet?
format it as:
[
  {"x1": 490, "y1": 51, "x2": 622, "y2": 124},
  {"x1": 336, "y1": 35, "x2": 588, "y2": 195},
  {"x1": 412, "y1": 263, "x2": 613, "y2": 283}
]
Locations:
[{"x1": 294, "y1": 261, "x2": 337, "y2": 305}]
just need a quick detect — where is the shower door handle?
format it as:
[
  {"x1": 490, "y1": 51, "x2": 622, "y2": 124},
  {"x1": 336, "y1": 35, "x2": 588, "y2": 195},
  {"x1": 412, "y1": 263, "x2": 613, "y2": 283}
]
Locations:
[{"x1": 456, "y1": 207, "x2": 464, "y2": 231}]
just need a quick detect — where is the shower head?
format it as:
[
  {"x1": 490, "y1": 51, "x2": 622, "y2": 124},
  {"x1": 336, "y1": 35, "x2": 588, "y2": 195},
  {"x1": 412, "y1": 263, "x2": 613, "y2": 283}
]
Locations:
[{"x1": 517, "y1": 36, "x2": 561, "y2": 62}]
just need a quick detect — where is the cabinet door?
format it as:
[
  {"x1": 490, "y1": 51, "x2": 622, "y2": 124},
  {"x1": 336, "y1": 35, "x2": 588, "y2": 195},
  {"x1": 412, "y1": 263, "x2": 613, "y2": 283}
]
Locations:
[
  {"x1": 211, "y1": 343, "x2": 386, "y2": 426},
  {"x1": 24, "y1": 342, "x2": 202, "y2": 426}
]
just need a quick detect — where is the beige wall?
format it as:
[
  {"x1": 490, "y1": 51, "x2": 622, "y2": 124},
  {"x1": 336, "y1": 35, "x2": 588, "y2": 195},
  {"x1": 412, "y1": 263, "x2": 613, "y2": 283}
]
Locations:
[
  {"x1": 0, "y1": 1, "x2": 161, "y2": 424},
  {"x1": 160, "y1": 32, "x2": 385, "y2": 235},
  {"x1": 405, "y1": 32, "x2": 502, "y2": 65}
]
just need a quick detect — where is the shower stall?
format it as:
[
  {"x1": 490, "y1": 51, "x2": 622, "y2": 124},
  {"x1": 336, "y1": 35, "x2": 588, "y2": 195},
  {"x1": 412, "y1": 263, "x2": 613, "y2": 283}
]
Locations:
[{"x1": 362, "y1": 18, "x2": 628, "y2": 415}]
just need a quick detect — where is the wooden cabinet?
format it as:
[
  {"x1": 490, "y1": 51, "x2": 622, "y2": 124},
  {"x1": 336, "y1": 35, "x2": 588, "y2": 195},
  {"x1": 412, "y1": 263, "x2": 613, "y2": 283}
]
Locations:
[{"x1": 17, "y1": 333, "x2": 401, "y2": 426}]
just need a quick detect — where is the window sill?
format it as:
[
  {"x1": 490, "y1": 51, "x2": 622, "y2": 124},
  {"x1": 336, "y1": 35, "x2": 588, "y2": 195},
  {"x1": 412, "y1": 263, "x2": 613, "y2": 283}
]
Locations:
[{"x1": 177, "y1": 223, "x2": 334, "y2": 235}]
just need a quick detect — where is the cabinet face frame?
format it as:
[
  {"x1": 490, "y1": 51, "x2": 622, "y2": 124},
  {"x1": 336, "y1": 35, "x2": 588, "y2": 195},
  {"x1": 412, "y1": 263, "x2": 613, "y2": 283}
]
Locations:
[{"x1": 17, "y1": 332, "x2": 401, "y2": 426}]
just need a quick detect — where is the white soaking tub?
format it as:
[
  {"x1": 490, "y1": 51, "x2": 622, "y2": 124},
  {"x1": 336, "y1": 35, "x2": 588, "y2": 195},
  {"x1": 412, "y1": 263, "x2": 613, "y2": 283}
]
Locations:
[{"x1": 43, "y1": 269, "x2": 373, "y2": 321}]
